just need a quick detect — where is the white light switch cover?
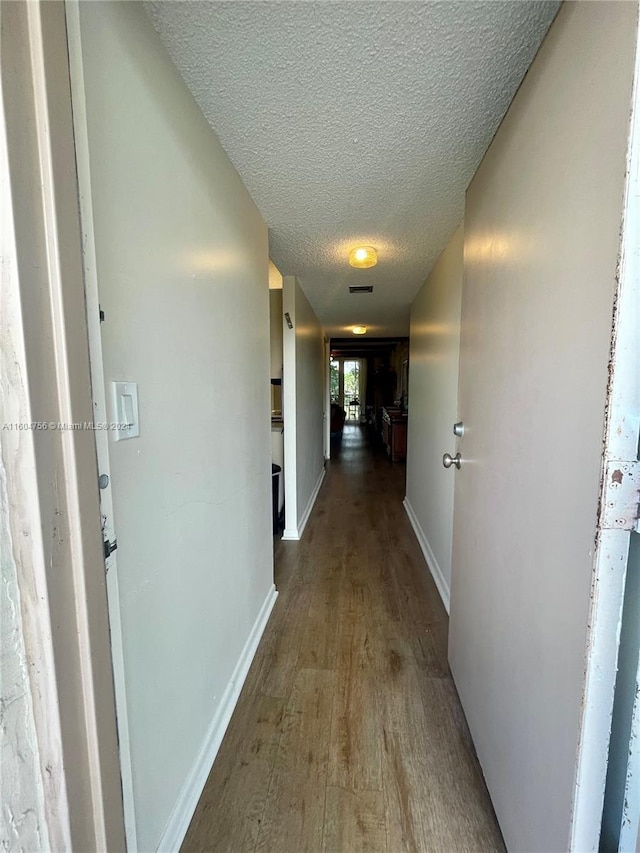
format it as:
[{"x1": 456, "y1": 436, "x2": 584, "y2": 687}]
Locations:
[{"x1": 111, "y1": 381, "x2": 140, "y2": 441}]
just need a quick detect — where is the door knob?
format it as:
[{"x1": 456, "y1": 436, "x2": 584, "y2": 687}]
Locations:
[{"x1": 443, "y1": 452, "x2": 462, "y2": 470}]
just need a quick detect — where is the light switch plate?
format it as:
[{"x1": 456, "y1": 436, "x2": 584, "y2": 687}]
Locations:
[{"x1": 111, "y1": 381, "x2": 140, "y2": 441}]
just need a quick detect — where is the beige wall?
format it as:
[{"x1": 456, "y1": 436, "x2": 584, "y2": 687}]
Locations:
[
  {"x1": 282, "y1": 276, "x2": 325, "y2": 539},
  {"x1": 405, "y1": 224, "x2": 463, "y2": 610},
  {"x1": 269, "y1": 289, "x2": 283, "y2": 379},
  {"x1": 76, "y1": 2, "x2": 274, "y2": 849},
  {"x1": 294, "y1": 282, "x2": 326, "y2": 525},
  {"x1": 448, "y1": 3, "x2": 638, "y2": 851}
]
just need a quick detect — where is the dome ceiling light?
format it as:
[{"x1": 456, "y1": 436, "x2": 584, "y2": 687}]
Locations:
[
  {"x1": 352, "y1": 325, "x2": 367, "y2": 335},
  {"x1": 349, "y1": 246, "x2": 377, "y2": 269}
]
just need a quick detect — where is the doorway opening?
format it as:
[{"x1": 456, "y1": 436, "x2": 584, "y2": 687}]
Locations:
[
  {"x1": 329, "y1": 356, "x2": 365, "y2": 422},
  {"x1": 343, "y1": 360, "x2": 361, "y2": 422}
]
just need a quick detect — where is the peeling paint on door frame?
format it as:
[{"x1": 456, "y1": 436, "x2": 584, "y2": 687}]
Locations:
[
  {"x1": 1, "y1": 3, "x2": 126, "y2": 849},
  {"x1": 570, "y1": 9, "x2": 640, "y2": 849}
]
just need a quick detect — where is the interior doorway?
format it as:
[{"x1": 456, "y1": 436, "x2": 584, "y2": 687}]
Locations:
[
  {"x1": 329, "y1": 356, "x2": 341, "y2": 407},
  {"x1": 343, "y1": 360, "x2": 361, "y2": 422},
  {"x1": 329, "y1": 357, "x2": 366, "y2": 423}
]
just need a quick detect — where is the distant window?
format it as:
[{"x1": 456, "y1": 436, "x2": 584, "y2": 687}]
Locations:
[{"x1": 330, "y1": 358, "x2": 339, "y2": 403}]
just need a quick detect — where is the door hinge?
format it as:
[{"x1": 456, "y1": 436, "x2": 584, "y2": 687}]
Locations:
[
  {"x1": 103, "y1": 537, "x2": 118, "y2": 561},
  {"x1": 600, "y1": 460, "x2": 640, "y2": 532},
  {"x1": 99, "y1": 306, "x2": 105, "y2": 322}
]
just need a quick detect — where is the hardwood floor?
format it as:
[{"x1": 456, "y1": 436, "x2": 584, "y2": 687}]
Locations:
[{"x1": 182, "y1": 425, "x2": 505, "y2": 853}]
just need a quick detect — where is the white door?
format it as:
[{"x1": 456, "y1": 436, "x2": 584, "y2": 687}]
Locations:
[
  {"x1": 447, "y1": 5, "x2": 639, "y2": 851},
  {"x1": 65, "y1": 4, "x2": 137, "y2": 847}
]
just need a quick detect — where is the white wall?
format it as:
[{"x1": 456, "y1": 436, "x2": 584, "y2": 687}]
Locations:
[
  {"x1": 77, "y1": 3, "x2": 275, "y2": 849},
  {"x1": 404, "y1": 224, "x2": 463, "y2": 611},
  {"x1": 268, "y1": 259, "x2": 283, "y2": 291},
  {"x1": 269, "y1": 290, "x2": 283, "y2": 379},
  {"x1": 282, "y1": 276, "x2": 325, "y2": 539}
]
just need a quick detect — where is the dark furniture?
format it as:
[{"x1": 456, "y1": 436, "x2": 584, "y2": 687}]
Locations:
[
  {"x1": 381, "y1": 407, "x2": 407, "y2": 462},
  {"x1": 271, "y1": 464, "x2": 282, "y2": 534}
]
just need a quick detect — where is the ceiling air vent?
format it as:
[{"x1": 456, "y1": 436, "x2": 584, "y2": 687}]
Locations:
[{"x1": 349, "y1": 285, "x2": 373, "y2": 294}]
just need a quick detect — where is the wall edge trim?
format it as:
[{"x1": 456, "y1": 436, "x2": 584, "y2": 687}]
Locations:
[
  {"x1": 156, "y1": 584, "x2": 278, "y2": 853},
  {"x1": 403, "y1": 497, "x2": 451, "y2": 614}
]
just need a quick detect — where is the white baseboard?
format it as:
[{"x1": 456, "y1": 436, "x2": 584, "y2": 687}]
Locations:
[
  {"x1": 403, "y1": 497, "x2": 450, "y2": 614},
  {"x1": 156, "y1": 584, "x2": 278, "y2": 853},
  {"x1": 298, "y1": 467, "x2": 325, "y2": 539},
  {"x1": 282, "y1": 467, "x2": 325, "y2": 541}
]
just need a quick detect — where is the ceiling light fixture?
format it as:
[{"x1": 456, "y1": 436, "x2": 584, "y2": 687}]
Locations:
[
  {"x1": 352, "y1": 325, "x2": 367, "y2": 335},
  {"x1": 349, "y1": 246, "x2": 377, "y2": 269}
]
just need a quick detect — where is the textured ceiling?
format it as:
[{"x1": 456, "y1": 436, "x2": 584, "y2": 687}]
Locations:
[{"x1": 146, "y1": 1, "x2": 559, "y2": 337}]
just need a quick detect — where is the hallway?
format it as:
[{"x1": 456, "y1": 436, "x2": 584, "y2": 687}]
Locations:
[{"x1": 182, "y1": 426, "x2": 504, "y2": 852}]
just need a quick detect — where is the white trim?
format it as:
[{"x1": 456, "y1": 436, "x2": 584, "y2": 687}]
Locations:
[
  {"x1": 571, "y1": 531, "x2": 631, "y2": 852},
  {"x1": 403, "y1": 497, "x2": 451, "y2": 614},
  {"x1": 28, "y1": 3, "x2": 109, "y2": 845},
  {"x1": 63, "y1": 3, "x2": 138, "y2": 846},
  {"x1": 282, "y1": 467, "x2": 325, "y2": 541},
  {"x1": 156, "y1": 584, "x2": 278, "y2": 853}
]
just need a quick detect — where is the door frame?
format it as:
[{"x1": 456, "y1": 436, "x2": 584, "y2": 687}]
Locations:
[
  {"x1": 64, "y1": 1, "x2": 138, "y2": 846},
  {"x1": 1, "y1": 1, "x2": 125, "y2": 848},
  {"x1": 570, "y1": 16, "x2": 640, "y2": 850}
]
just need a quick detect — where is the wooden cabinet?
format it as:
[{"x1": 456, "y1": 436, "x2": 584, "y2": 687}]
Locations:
[{"x1": 382, "y1": 408, "x2": 407, "y2": 462}]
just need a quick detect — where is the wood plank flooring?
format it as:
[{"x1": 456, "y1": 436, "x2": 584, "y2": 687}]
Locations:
[{"x1": 182, "y1": 425, "x2": 505, "y2": 853}]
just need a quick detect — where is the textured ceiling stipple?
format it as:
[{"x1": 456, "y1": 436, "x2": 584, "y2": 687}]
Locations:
[{"x1": 146, "y1": 1, "x2": 559, "y2": 337}]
